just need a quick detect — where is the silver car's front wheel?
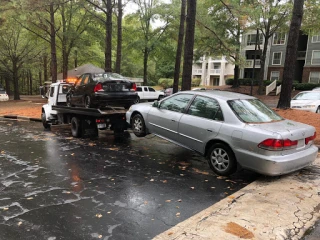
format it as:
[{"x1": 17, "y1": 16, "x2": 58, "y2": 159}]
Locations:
[
  {"x1": 207, "y1": 143, "x2": 237, "y2": 176},
  {"x1": 132, "y1": 114, "x2": 146, "y2": 137}
]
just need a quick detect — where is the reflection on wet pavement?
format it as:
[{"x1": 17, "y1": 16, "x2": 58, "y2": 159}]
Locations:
[{"x1": 0, "y1": 120, "x2": 259, "y2": 239}]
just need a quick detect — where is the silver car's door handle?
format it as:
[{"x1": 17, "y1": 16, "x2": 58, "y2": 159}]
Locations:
[
  {"x1": 171, "y1": 119, "x2": 176, "y2": 122},
  {"x1": 207, "y1": 129, "x2": 213, "y2": 132}
]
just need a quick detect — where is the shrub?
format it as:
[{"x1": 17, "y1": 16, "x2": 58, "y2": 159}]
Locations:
[
  {"x1": 192, "y1": 77, "x2": 201, "y2": 87},
  {"x1": 293, "y1": 83, "x2": 320, "y2": 91},
  {"x1": 158, "y1": 78, "x2": 173, "y2": 89}
]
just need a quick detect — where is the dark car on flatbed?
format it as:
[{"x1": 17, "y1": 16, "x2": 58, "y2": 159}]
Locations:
[{"x1": 67, "y1": 72, "x2": 138, "y2": 109}]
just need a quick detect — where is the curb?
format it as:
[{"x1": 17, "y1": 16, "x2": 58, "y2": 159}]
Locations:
[{"x1": 0, "y1": 115, "x2": 42, "y2": 122}]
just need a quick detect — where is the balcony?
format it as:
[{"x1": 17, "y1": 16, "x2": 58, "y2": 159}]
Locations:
[
  {"x1": 245, "y1": 59, "x2": 261, "y2": 68},
  {"x1": 210, "y1": 69, "x2": 221, "y2": 75},
  {"x1": 193, "y1": 69, "x2": 203, "y2": 75}
]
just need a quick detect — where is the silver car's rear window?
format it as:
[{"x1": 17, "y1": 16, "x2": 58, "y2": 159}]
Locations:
[
  {"x1": 228, "y1": 99, "x2": 283, "y2": 123},
  {"x1": 93, "y1": 73, "x2": 126, "y2": 82}
]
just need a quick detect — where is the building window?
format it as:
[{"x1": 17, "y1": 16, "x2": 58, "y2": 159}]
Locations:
[
  {"x1": 311, "y1": 50, "x2": 320, "y2": 65},
  {"x1": 309, "y1": 72, "x2": 320, "y2": 83},
  {"x1": 270, "y1": 71, "x2": 280, "y2": 81},
  {"x1": 272, "y1": 52, "x2": 282, "y2": 65},
  {"x1": 273, "y1": 33, "x2": 286, "y2": 45},
  {"x1": 246, "y1": 34, "x2": 263, "y2": 46},
  {"x1": 311, "y1": 35, "x2": 320, "y2": 43}
]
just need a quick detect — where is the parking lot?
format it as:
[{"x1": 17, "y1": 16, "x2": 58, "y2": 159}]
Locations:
[{"x1": 0, "y1": 119, "x2": 259, "y2": 239}]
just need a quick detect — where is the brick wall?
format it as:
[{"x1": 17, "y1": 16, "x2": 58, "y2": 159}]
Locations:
[
  {"x1": 302, "y1": 67, "x2": 320, "y2": 83},
  {"x1": 267, "y1": 67, "x2": 284, "y2": 80}
]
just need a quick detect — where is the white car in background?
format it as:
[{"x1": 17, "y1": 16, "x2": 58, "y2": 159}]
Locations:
[
  {"x1": 0, "y1": 89, "x2": 9, "y2": 101},
  {"x1": 291, "y1": 91, "x2": 320, "y2": 113}
]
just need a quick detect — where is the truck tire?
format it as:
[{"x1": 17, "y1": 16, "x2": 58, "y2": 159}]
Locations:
[
  {"x1": 41, "y1": 112, "x2": 50, "y2": 129},
  {"x1": 158, "y1": 95, "x2": 164, "y2": 101},
  {"x1": 71, "y1": 117, "x2": 82, "y2": 138}
]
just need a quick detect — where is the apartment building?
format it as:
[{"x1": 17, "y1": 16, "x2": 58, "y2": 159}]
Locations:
[
  {"x1": 240, "y1": 30, "x2": 320, "y2": 84},
  {"x1": 192, "y1": 55, "x2": 234, "y2": 86}
]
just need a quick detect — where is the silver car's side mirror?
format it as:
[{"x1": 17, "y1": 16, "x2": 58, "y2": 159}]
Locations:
[{"x1": 152, "y1": 100, "x2": 159, "y2": 108}]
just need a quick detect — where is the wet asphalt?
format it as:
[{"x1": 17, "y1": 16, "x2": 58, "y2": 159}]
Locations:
[{"x1": 0, "y1": 119, "x2": 259, "y2": 240}]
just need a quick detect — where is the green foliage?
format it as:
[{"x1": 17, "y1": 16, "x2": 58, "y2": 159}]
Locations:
[
  {"x1": 293, "y1": 83, "x2": 320, "y2": 91},
  {"x1": 158, "y1": 78, "x2": 173, "y2": 89},
  {"x1": 192, "y1": 77, "x2": 201, "y2": 87}
]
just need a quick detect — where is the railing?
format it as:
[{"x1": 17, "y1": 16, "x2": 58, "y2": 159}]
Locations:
[
  {"x1": 210, "y1": 69, "x2": 221, "y2": 75},
  {"x1": 193, "y1": 69, "x2": 203, "y2": 75},
  {"x1": 266, "y1": 80, "x2": 277, "y2": 95},
  {"x1": 276, "y1": 85, "x2": 281, "y2": 95},
  {"x1": 245, "y1": 59, "x2": 261, "y2": 68}
]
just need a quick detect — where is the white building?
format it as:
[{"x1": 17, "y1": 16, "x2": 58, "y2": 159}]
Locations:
[{"x1": 192, "y1": 55, "x2": 234, "y2": 86}]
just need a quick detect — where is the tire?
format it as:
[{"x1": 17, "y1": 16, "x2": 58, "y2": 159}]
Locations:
[
  {"x1": 71, "y1": 117, "x2": 81, "y2": 138},
  {"x1": 84, "y1": 95, "x2": 92, "y2": 108},
  {"x1": 66, "y1": 95, "x2": 73, "y2": 107},
  {"x1": 207, "y1": 143, "x2": 237, "y2": 176},
  {"x1": 131, "y1": 114, "x2": 146, "y2": 137},
  {"x1": 316, "y1": 106, "x2": 320, "y2": 114},
  {"x1": 134, "y1": 96, "x2": 140, "y2": 104},
  {"x1": 41, "y1": 112, "x2": 50, "y2": 129}
]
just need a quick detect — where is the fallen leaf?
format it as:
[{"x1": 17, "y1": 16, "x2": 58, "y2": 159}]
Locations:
[
  {"x1": 27, "y1": 197, "x2": 33, "y2": 200},
  {"x1": 107, "y1": 211, "x2": 111, "y2": 214},
  {"x1": 96, "y1": 214, "x2": 103, "y2": 218},
  {"x1": 98, "y1": 235, "x2": 102, "y2": 239},
  {"x1": 3, "y1": 208, "x2": 9, "y2": 211},
  {"x1": 176, "y1": 212, "x2": 180, "y2": 217},
  {"x1": 165, "y1": 200, "x2": 171, "y2": 203},
  {"x1": 177, "y1": 199, "x2": 182, "y2": 202},
  {"x1": 144, "y1": 201, "x2": 148, "y2": 205},
  {"x1": 150, "y1": 179, "x2": 154, "y2": 182},
  {"x1": 168, "y1": 232, "x2": 174, "y2": 236},
  {"x1": 18, "y1": 222, "x2": 22, "y2": 226},
  {"x1": 190, "y1": 187, "x2": 195, "y2": 190},
  {"x1": 162, "y1": 180, "x2": 167, "y2": 183}
]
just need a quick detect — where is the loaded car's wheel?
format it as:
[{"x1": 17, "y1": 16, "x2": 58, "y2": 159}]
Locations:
[
  {"x1": 84, "y1": 95, "x2": 93, "y2": 108},
  {"x1": 41, "y1": 112, "x2": 50, "y2": 129},
  {"x1": 207, "y1": 143, "x2": 237, "y2": 176},
  {"x1": 66, "y1": 95, "x2": 73, "y2": 107},
  {"x1": 134, "y1": 96, "x2": 140, "y2": 104},
  {"x1": 71, "y1": 117, "x2": 82, "y2": 138},
  {"x1": 131, "y1": 114, "x2": 146, "y2": 137}
]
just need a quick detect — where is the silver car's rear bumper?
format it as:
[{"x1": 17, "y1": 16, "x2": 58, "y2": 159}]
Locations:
[{"x1": 236, "y1": 145, "x2": 318, "y2": 176}]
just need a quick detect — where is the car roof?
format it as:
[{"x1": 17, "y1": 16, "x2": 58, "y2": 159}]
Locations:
[{"x1": 181, "y1": 90, "x2": 256, "y2": 101}]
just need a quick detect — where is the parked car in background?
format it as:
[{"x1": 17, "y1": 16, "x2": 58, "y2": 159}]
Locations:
[
  {"x1": 66, "y1": 72, "x2": 138, "y2": 109},
  {"x1": 126, "y1": 91, "x2": 318, "y2": 176},
  {"x1": 135, "y1": 86, "x2": 164, "y2": 103},
  {"x1": 192, "y1": 87, "x2": 206, "y2": 90},
  {"x1": 312, "y1": 87, "x2": 320, "y2": 91},
  {"x1": 291, "y1": 91, "x2": 320, "y2": 113},
  {"x1": 0, "y1": 89, "x2": 9, "y2": 101}
]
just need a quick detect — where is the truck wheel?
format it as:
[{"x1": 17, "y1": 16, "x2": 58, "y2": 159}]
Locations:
[
  {"x1": 158, "y1": 95, "x2": 164, "y2": 101},
  {"x1": 71, "y1": 117, "x2": 82, "y2": 138},
  {"x1": 41, "y1": 112, "x2": 50, "y2": 129},
  {"x1": 207, "y1": 143, "x2": 237, "y2": 176},
  {"x1": 134, "y1": 96, "x2": 140, "y2": 104},
  {"x1": 132, "y1": 114, "x2": 146, "y2": 137}
]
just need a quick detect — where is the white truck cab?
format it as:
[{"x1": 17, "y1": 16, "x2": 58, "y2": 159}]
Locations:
[{"x1": 41, "y1": 82, "x2": 72, "y2": 128}]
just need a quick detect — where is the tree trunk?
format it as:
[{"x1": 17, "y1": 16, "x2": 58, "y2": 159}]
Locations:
[
  {"x1": 277, "y1": 0, "x2": 305, "y2": 109},
  {"x1": 143, "y1": 46, "x2": 148, "y2": 85},
  {"x1": 61, "y1": 3, "x2": 68, "y2": 80},
  {"x1": 50, "y1": 2, "x2": 57, "y2": 83},
  {"x1": 232, "y1": 23, "x2": 241, "y2": 88},
  {"x1": 29, "y1": 69, "x2": 33, "y2": 95},
  {"x1": 258, "y1": 24, "x2": 270, "y2": 95},
  {"x1": 12, "y1": 60, "x2": 20, "y2": 100},
  {"x1": 115, "y1": 0, "x2": 122, "y2": 74},
  {"x1": 181, "y1": 0, "x2": 197, "y2": 91},
  {"x1": 44, "y1": 55, "x2": 48, "y2": 82},
  {"x1": 173, "y1": 0, "x2": 186, "y2": 94},
  {"x1": 105, "y1": 0, "x2": 112, "y2": 72}
]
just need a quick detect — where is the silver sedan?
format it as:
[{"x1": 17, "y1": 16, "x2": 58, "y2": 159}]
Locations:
[{"x1": 126, "y1": 91, "x2": 318, "y2": 176}]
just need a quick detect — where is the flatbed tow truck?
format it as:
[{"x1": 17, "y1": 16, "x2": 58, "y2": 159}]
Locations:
[{"x1": 41, "y1": 81, "x2": 128, "y2": 138}]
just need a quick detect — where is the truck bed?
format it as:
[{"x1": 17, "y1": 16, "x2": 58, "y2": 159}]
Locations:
[{"x1": 52, "y1": 105, "x2": 127, "y2": 117}]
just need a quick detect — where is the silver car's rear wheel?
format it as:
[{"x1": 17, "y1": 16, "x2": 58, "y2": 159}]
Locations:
[
  {"x1": 132, "y1": 114, "x2": 146, "y2": 137},
  {"x1": 207, "y1": 143, "x2": 237, "y2": 176}
]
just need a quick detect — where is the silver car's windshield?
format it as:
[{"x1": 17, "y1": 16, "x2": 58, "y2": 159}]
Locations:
[{"x1": 228, "y1": 99, "x2": 283, "y2": 123}]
